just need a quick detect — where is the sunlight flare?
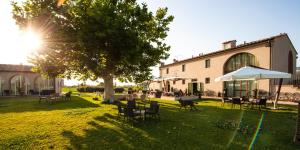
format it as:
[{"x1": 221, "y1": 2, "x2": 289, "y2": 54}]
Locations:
[{"x1": 21, "y1": 29, "x2": 43, "y2": 51}]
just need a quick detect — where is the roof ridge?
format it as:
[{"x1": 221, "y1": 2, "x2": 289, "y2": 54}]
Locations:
[{"x1": 161, "y1": 33, "x2": 288, "y2": 67}]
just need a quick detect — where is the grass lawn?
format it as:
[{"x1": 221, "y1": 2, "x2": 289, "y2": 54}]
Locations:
[{"x1": 0, "y1": 94, "x2": 299, "y2": 150}]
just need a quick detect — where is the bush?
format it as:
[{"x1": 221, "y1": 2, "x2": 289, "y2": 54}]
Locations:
[
  {"x1": 114, "y1": 88, "x2": 125, "y2": 93},
  {"x1": 77, "y1": 86, "x2": 104, "y2": 93}
]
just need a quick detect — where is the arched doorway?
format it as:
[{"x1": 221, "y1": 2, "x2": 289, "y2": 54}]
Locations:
[
  {"x1": 34, "y1": 76, "x2": 54, "y2": 93},
  {"x1": 165, "y1": 81, "x2": 171, "y2": 92},
  {"x1": 10, "y1": 75, "x2": 30, "y2": 95},
  {"x1": 223, "y1": 53, "x2": 259, "y2": 97},
  {"x1": 288, "y1": 51, "x2": 293, "y2": 74}
]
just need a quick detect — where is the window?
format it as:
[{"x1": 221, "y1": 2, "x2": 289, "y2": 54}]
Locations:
[
  {"x1": 205, "y1": 59, "x2": 210, "y2": 68},
  {"x1": 182, "y1": 79, "x2": 185, "y2": 84},
  {"x1": 182, "y1": 64, "x2": 185, "y2": 72},
  {"x1": 173, "y1": 80, "x2": 176, "y2": 85},
  {"x1": 166, "y1": 68, "x2": 169, "y2": 74},
  {"x1": 205, "y1": 77, "x2": 210, "y2": 84},
  {"x1": 223, "y1": 53, "x2": 259, "y2": 97},
  {"x1": 224, "y1": 53, "x2": 258, "y2": 74}
]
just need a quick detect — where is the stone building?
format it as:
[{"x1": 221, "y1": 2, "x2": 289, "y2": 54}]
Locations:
[
  {"x1": 150, "y1": 33, "x2": 297, "y2": 97},
  {"x1": 0, "y1": 64, "x2": 63, "y2": 96}
]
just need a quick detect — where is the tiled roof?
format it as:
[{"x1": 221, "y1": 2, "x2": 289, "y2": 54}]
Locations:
[
  {"x1": 161, "y1": 33, "x2": 288, "y2": 68},
  {"x1": 0, "y1": 64, "x2": 33, "y2": 72}
]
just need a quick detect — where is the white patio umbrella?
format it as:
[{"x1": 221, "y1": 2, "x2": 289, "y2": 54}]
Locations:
[
  {"x1": 215, "y1": 66, "x2": 291, "y2": 109},
  {"x1": 215, "y1": 66, "x2": 291, "y2": 82}
]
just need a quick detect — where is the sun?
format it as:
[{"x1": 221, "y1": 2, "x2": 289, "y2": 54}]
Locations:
[{"x1": 21, "y1": 29, "x2": 43, "y2": 51}]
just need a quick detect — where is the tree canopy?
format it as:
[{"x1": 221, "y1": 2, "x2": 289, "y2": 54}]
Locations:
[{"x1": 12, "y1": 0, "x2": 173, "y2": 83}]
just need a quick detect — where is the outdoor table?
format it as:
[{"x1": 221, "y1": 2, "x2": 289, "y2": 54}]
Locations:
[{"x1": 249, "y1": 98, "x2": 257, "y2": 108}]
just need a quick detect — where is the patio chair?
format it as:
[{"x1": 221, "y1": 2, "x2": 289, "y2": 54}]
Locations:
[
  {"x1": 65, "y1": 92, "x2": 71, "y2": 101},
  {"x1": 145, "y1": 101, "x2": 160, "y2": 120},
  {"x1": 221, "y1": 97, "x2": 231, "y2": 107},
  {"x1": 116, "y1": 102, "x2": 125, "y2": 119},
  {"x1": 178, "y1": 99, "x2": 198, "y2": 111},
  {"x1": 232, "y1": 97, "x2": 242, "y2": 109},
  {"x1": 257, "y1": 98, "x2": 267, "y2": 110},
  {"x1": 49, "y1": 93, "x2": 61, "y2": 103},
  {"x1": 127, "y1": 100, "x2": 137, "y2": 109}
]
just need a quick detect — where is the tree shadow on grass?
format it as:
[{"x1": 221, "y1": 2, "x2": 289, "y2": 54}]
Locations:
[
  {"x1": 0, "y1": 96, "x2": 100, "y2": 113},
  {"x1": 61, "y1": 106, "x2": 257, "y2": 150},
  {"x1": 59, "y1": 99, "x2": 299, "y2": 150},
  {"x1": 62, "y1": 113, "x2": 158, "y2": 150}
]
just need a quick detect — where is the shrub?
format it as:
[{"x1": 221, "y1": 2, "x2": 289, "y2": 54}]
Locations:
[
  {"x1": 114, "y1": 88, "x2": 125, "y2": 93},
  {"x1": 77, "y1": 86, "x2": 104, "y2": 93}
]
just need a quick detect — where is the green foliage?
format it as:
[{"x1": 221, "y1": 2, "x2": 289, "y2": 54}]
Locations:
[
  {"x1": 215, "y1": 119, "x2": 256, "y2": 137},
  {"x1": 12, "y1": 0, "x2": 174, "y2": 83}
]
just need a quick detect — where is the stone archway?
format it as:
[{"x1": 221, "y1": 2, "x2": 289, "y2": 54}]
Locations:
[
  {"x1": 34, "y1": 76, "x2": 55, "y2": 94},
  {"x1": 223, "y1": 52, "x2": 259, "y2": 97},
  {"x1": 9, "y1": 74, "x2": 30, "y2": 95}
]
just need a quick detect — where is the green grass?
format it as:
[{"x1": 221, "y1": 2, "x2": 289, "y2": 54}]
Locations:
[{"x1": 0, "y1": 95, "x2": 298, "y2": 149}]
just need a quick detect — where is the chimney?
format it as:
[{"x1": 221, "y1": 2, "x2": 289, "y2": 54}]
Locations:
[
  {"x1": 160, "y1": 62, "x2": 165, "y2": 66},
  {"x1": 222, "y1": 40, "x2": 236, "y2": 50},
  {"x1": 173, "y1": 59, "x2": 178, "y2": 63}
]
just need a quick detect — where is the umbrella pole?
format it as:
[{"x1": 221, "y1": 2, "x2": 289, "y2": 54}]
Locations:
[{"x1": 274, "y1": 78, "x2": 283, "y2": 109}]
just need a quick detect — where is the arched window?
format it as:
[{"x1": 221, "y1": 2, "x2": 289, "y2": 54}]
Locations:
[
  {"x1": 224, "y1": 53, "x2": 259, "y2": 74},
  {"x1": 223, "y1": 53, "x2": 259, "y2": 97},
  {"x1": 10, "y1": 75, "x2": 30, "y2": 95},
  {"x1": 288, "y1": 51, "x2": 293, "y2": 74}
]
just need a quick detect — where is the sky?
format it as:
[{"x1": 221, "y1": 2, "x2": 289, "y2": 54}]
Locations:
[{"x1": 1, "y1": 0, "x2": 300, "y2": 85}]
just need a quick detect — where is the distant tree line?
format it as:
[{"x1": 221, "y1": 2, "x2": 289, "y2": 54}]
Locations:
[{"x1": 76, "y1": 86, "x2": 143, "y2": 93}]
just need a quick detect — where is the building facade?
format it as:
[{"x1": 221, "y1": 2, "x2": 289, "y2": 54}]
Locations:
[
  {"x1": 0, "y1": 64, "x2": 63, "y2": 96},
  {"x1": 150, "y1": 33, "x2": 297, "y2": 97}
]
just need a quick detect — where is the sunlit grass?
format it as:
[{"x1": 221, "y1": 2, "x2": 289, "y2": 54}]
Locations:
[{"x1": 0, "y1": 95, "x2": 298, "y2": 149}]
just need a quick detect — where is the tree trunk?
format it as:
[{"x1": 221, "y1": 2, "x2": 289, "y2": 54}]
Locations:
[
  {"x1": 274, "y1": 78, "x2": 283, "y2": 109},
  {"x1": 103, "y1": 75, "x2": 114, "y2": 103}
]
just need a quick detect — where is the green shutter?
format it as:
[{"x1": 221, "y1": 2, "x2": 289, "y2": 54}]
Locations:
[
  {"x1": 188, "y1": 83, "x2": 193, "y2": 94},
  {"x1": 199, "y1": 82, "x2": 204, "y2": 93}
]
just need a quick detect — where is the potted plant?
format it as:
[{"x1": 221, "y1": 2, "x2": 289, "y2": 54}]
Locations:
[{"x1": 155, "y1": 90, "x2": 163, "y2": 98}]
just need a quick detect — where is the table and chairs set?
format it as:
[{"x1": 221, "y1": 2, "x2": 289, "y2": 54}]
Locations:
[
  {"x1": 39, "y1": 92, "x2": 72, "y2": 103},
  {"x1": 222, "y1": 96, "x2": 267, "y2": 110},
  {"x1": 116, "y1": 100, "x2": 160, "y2": 122}
]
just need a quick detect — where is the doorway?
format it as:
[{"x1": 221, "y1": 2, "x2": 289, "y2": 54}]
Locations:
[{"x1": 192, "y1": 83, "x2": 198, "y2": 95}]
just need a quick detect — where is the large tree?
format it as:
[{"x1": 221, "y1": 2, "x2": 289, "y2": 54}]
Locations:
[{"x1": 12, "y1": 0, "x2": 173, "y2": 101}]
